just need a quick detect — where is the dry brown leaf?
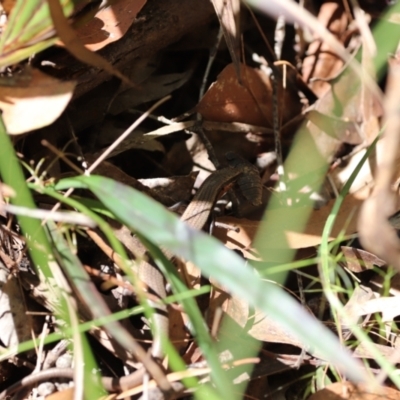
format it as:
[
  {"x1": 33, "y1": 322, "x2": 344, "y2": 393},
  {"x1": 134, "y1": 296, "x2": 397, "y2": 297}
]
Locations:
[
  {"x1": 0, "y1": 267, "x2": 34, "y2": 347},
  {"x1": 211, "y1": 283, "x2": 373, "y2": 350},
  {"x1": 354, "y1": 342, "x2": 398, "y2": 360},
  {"x1": 76, "y1": 0, "x2": 146, "y2": 51},
  {"x1": 341, "y1": 246, "x2": 387, "y2": 272},
  {"x1": 332, "y1": 149, "x2": 374, "y2": 194},
  {"x1": 328, "y1": 279, "x2": 400, "y2": 341},
  {"x1": 357, "y1": 297, "x2": 400, "y2": 322},
  {"x1": 306, "y1": 110, "x2": 362, "y2": 145},
  {"x1": 0, "y1": 68, "x2": 75, "y2": 134},
  {"x1": 213, "y1": 217, "x2": 260, "y2": 260},
  {"x1": 358, "y1": 59, "x2": 400, "y2": 272},
  {"x1": 338, "y1": 285, "x2": 374, "y2": 336},
  {"x1": 302, "y1": 1, "x2": 349, "y2": 98},
  {"x1": 44, "y1": 387, "x2": 74, "y2": 400},
  {"x1": 196, "y1": 63, "x2": 300, "y2": 127},
  {"x1": 109, "y1": 69, "x2": 193, "y2": 115},
  {"x1": 168, "y1": 305, "x2": 189, "y2": 357},
  {"x1": 214, "y1": 187, "x2": 371, "y2": 257},
  {"x1": 1, "y1": 0, "x2": 16, "y2": 15},
  {"x1": 48, "y1": 0, "x2": 132, "y2": 86},
  {"x1": 209, "y1": 286, "x2": 304, "y2": 348},
  {"x1": 308, "y1": 381, "x2": 400, "y2": 400},
  {"x1": 305, "y1": 59, "x2": 382, "y2": 164}
]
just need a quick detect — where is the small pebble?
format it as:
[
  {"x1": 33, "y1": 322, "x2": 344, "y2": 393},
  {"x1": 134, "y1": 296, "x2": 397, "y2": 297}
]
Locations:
[
  {"x1": 37, "y1": 382, "x2": 56, "y2": 396},
  {"x1": 56, "y1": 353, "x2": 73, "y2": 369},
  {"x1": 55, "y1": 382, "x2": 72, "y2": 392}
]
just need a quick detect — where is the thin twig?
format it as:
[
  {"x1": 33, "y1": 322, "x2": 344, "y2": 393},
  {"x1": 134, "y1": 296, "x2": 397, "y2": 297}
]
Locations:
[{"x1": 44, "y1": 96, "x2": 171, "y2": 220}]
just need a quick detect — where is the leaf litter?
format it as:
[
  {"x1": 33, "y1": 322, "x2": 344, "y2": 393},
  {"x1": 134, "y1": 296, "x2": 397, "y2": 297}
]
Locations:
[{"x1": 1, "y1": 0, "x2": 400, "y2": 399}]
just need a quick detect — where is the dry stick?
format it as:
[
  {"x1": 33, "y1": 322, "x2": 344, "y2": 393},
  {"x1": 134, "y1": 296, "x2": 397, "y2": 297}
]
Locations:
[
  {"x1": 85, "y1": 230, "x2": 160, "y2": 303},
  {"x1": 274, "y1": 15, "x2": 286, "y2": 60},
  {"x1": 86, "y1": 228, "x2": 126, "y2": 269},
  {"x1": 46, "y1": 95, "x2": 171, "y2": 217},
  {"x1": 348, "y1": 0, "x2": 376, "y2": 56},
  {"x1": 245, "y1": 3, "x2": 276, "y2": 61},
  {"x1": 3, "y1": 204, "x2": 95, "y2": 227},
  {"x1": 199, "y1": 26, "x2": 223, "y2": 100},
  {"x1": 42, "y1": 340, "x2": 69, "y2": 370},
  {"x1": 83, "y1": 264, "x2": 138, "y2": 294},
  {"x1": 210, "y1": 0, "x2": 242, "y2": 83},
  {"x1": 192, "y1": 123, "x2": 220, "y2": 170},
  {"x1": 253, "y1": 52, "x2": 286, "y2": 194},
  {"x1": 191, "y1": 26, "x2": 224, "y2": 170},
  {"x1": 39, "y1": 96, "x2": 173, "y2": 393},
  {"x1": 272, "y1": 13, "x2": 285, "y2": 191},
  {"x1": 87, "y1": 95, "x2": 171, "y2": 173},
  {"x1": 0, "y1": 357, "x2": 261, "y2": 400},
  {"x1": 271, "y1": 67, "x2": 286, "y2": 194},
  {"x1": 293, "y1": 272, "x2": 307, "y2": 368},
  {"x1": 41, "y1": 140, "x2": 84, "y2": 176}
]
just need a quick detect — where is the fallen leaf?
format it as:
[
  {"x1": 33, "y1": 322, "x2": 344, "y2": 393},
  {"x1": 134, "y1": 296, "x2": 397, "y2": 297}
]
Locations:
[
  {"x1": 308, "y1": 381, "x2": 400, "y2": 400},
  {"x1": 48, "y1": 0, "x2": 132, "y2": 86},
  {"x1": 214, "y1": 186, "x2": 371, "y2": 257},
  {"x1": 302, "y1": 1, "x2": 349, "y2": 98},
  {"x1": 44, "y1": 387, "x2": 75, "y2": 400},
  {"x1": 307, "y1": 110, "x2": 362, "y2": 145},
  {"x1": 338, "y1": 285, "x2": 374, "y2": 338},
  {"x1": 0, "y1": 0, "x2": 75, "y2": 68},
  {"x1": 219, "y1": 288, "x2": 304, "y2": 347},
  {"x1": 94, "y1": 123, "x2": 165, "y2": 156},
  {"x1": 357, "y1": 297, "x2": 400, "y2": 321},
  {"x1": 109, "y1": 69, "x2": 193, "y2": 115},
  {"x1": 0, "y1": 265, "x2": 33, "y2": 347},
  {"x1": 337, "y1": 294, "x2": 400, "y2": 340},
  {"x1": 76, "y1": 0, "x2": 146, "y2": 51},
  {"x1": 0, "y1": 68, "x2": 75, "y2": 134},
  {"x1": 1, "y1": 0, "x2": 17, "y2": 15},
  {"x1": 196, "y1": 63, "x2": 301, "y2": 127},
  {"x1": 216, "y1": 284, "x2": 375, "y2": 351},
  {"x1": 341, "y1": 246, "x2": 387, "y2": 272},
  {"x1": 354, "y1": 342, "x2": 398, "y2": 360}
]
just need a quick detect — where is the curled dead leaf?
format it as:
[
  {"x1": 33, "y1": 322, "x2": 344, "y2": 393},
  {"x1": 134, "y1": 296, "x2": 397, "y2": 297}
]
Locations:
[
  {"x1": 0, "y1": 69, "x2": 75, "y2": 134},
  {"x1": 196, "y1": 63, "x2": 301, "y2": 127},
  {"x1": 76, "y1": 0, "x2": 147, "y2": 51},
  {"x1": 302, "y1": 1, "x2": 349, "y2": 98},
  {"x1": 341, "y1": 246, "x2": 386, "y2": 272},
  {"x1": 308, "y1": 381, "x2": 400, "y2": 400},
  {"x1": 217, "y1": 289, "x2": 304, "y2": 347},
  {"x1": 213, "y1": 187, "x2": 371, "y2": 257},
  {"x1": 44, "y1": 387, "x2": 74, "y2": 400}
]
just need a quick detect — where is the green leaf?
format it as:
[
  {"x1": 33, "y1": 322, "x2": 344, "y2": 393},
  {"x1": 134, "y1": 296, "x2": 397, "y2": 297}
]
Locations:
[
  {"x1": 46, "y1": 221, "x2": 112, "y2": 397},
  {"x1": 0, "y1": 0, "x2": 75, "y2": 68},
  {"x1": 56, "y1": 175, "x2": 369, "y2": 385}
]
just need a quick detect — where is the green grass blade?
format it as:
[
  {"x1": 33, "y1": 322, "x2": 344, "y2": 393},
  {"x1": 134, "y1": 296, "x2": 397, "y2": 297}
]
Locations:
[
  {"x1": 0, "y1": 0, "x2": 75, "y2": 67},
  {"x1": 0, "y1": 116, "x2": 55, "y2": 281},
  {"x1": 318, "y1": 135, "x2": 400, "y2": 387},
  {"x1": 56, "y1": 175, "x2": 369, "y2": 385},
  {"x1": 0, "y1": 115, "x2": 93, "y2": 393},
  {"x1": 47, "y1": 221, "x2": 108, "y2": 397}
]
